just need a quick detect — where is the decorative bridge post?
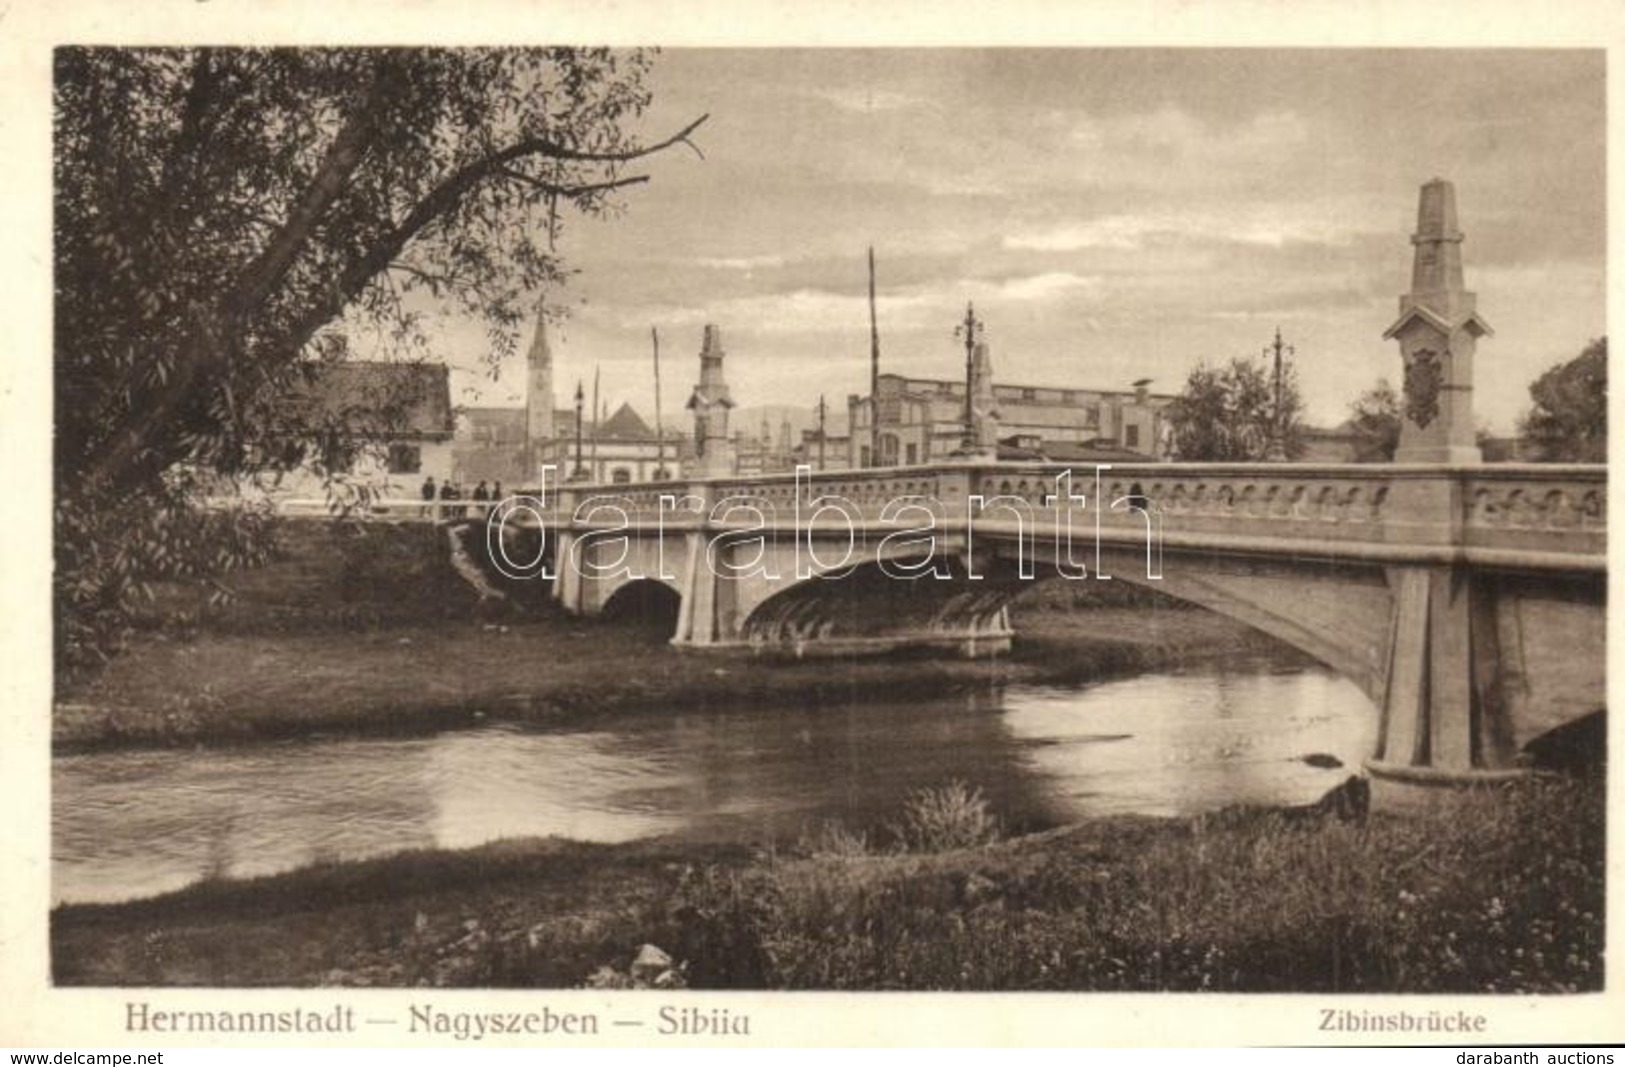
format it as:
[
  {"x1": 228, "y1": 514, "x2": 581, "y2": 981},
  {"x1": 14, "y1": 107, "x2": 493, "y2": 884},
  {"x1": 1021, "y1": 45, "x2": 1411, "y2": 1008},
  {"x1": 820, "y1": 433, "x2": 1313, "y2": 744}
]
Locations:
[{"x1": 1367, "y1": 178, "x2": 1520, "y2": 809}]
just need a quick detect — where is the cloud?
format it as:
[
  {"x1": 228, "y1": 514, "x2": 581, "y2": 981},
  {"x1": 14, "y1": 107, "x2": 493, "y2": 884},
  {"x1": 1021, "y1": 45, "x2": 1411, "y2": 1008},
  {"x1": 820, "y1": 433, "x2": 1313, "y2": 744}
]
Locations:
[
  {"x1": 996, "y1": 272, "x2": 1101, "y2": 302},
  {"x1": 1069, "y1": 105, "x2": 1312, "y2": 165},
  {"x1": 692, "y1": 253, "x2": 787, "y2": 271},
  {"x1": 628, "y1": 269, "x2": 1104, "y2": 338},
  {"x1": 1003, "y1": 206, "x2": 1373, "y2": 253},
  {"x1": 811, "y1": 87, "x2": 927, "y2": 113}
]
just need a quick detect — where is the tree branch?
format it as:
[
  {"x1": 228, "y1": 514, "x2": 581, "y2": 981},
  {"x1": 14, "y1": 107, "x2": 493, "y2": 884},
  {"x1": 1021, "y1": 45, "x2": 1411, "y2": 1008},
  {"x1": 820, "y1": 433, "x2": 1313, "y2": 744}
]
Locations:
[
  {"x1": 487, "y1": 112, "x2": 709, "y2": 169},
  {"x1": 267, "y1": 114, "x2": 705, "y2": 376},
  {"x1": 494, "y1": 168, "x2": 652, "y2": 197}
]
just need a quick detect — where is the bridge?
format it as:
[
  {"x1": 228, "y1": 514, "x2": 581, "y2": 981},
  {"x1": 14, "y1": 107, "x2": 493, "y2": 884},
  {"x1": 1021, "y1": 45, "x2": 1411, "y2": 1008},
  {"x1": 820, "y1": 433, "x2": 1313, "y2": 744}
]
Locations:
[
  {"x1": 499, "y1": 178, "x2": 1609, "y2": 810},
  {"x1": 344, "y1": 179, "x2": 1609, "y2": 811},
  {"x1": 458, "y1": 455, "x2": 1602, "y2": 811}
]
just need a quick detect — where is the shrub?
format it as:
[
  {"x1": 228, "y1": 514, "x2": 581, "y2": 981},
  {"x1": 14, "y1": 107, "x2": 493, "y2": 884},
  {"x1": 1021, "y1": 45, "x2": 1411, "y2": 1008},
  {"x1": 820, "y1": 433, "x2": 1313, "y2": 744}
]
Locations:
[{"x1": 892, "y1": 782, "x2": 1001, "y2": 852}]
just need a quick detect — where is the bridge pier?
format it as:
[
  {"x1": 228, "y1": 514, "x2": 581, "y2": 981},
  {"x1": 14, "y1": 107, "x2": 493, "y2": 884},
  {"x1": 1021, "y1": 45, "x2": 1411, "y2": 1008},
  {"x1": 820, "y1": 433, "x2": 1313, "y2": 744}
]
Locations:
[{"x1": 1366, "y1": 564, "x2": 1527, "y2": 811}]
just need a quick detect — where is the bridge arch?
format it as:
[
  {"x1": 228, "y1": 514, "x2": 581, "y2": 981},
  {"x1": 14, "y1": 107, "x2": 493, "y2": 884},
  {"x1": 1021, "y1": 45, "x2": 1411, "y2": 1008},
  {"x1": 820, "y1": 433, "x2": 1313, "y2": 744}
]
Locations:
[
  {"x1": 736, "y1": 539, "x2": 1015, "y2": 652},
  {"x1": 601, "y1": 577, "x2": 684, "y2": 632},
  {"x1": 1011, "y1": 539, "x2": 1394, "y2": 705},
  {"x1": 731, "y1": 535, "x2": 1393, "y2": 703}
]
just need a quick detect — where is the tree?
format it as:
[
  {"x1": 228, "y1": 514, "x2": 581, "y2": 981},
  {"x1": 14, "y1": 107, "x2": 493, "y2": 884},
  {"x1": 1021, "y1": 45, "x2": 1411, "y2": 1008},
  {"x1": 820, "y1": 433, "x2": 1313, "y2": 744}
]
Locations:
[
  {"x1": 1347, "y1": 379, "x2": 1401, "y2": 462},
  {"x1": 1519, "y1": 338, "x2": 1607, "y2": 462},
  {"x1": 54, "y1": 48, "x2": 706, "y2": 662},
  {"x1": 1166, "y1": 356, "x2": 1305, "y2": 461}
]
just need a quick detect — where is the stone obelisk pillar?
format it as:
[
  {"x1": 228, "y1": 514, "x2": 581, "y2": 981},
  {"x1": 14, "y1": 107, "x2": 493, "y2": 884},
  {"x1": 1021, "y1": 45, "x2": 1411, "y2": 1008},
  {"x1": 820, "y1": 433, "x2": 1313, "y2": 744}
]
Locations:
[
  {"x1": 1365, "y1": 179, "x2": 1521, "y2": 813},
  {"x1": 970, "y1": 340, "x2": 1000, "y2": 453},
  {"x1": 685, "y1": 324, "x2": 736, "y2": 477},
  {"x1": 1382, "y1": 179, "x2": 1493, "y2": 464}
]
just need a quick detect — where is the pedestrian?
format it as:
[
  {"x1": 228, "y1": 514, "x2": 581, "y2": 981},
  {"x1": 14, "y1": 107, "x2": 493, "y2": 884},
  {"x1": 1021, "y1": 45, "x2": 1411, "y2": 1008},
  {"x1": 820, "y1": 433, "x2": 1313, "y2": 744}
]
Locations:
[
  {"x1": 420, "y1": 476, "x2": 437, "y2": 519},
  {"x1": 472, "y1": 480, "x2": 490, "y2": 518}
]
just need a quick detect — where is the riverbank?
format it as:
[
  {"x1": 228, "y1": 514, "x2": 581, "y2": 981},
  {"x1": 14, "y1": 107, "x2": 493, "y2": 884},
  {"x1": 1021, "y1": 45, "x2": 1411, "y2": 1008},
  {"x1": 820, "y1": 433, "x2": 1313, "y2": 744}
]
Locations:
[
  {"x1": 52, "y1": 774, "x2": 1602, "y2": 993},
  {"x1": 55, "y1": 537, "x2": 1300, "y2": 750}
]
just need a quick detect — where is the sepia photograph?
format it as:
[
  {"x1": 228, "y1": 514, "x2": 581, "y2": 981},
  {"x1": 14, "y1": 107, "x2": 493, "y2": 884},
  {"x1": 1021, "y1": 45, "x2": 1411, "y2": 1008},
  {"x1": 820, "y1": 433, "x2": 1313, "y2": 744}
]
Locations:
[{"x1": 5, "y1": 4, "x2": 1618, "y2": 1049}]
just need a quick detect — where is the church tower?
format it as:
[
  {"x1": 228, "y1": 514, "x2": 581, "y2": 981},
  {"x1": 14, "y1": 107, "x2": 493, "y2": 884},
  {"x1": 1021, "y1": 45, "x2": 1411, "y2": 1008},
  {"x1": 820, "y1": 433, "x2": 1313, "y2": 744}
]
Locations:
[{"x1": 524, "y1": 300, "x2": 556, "y2": 459}]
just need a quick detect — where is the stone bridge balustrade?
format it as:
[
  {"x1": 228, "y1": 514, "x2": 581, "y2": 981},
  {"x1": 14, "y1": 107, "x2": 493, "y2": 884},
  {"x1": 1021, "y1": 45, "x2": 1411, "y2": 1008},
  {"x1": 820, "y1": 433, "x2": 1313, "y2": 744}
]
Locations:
[
  {"x1": 508, "y1": 460, "x2": 1608, "y2": 566},
  {"x1": 1460, "y1": 466, "x2": 1607, "y2": 557}
]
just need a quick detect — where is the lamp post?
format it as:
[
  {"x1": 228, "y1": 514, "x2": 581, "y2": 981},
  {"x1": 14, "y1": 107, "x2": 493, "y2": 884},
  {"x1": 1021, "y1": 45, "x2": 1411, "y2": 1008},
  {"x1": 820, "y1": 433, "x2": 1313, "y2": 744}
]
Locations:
[
  {"x1": 572, "y1": 380, "x2": 587, "y2": 480},
  {"x1": 1264, "y1": 326, "x2": 1294, "y2": 461},
  {"x1": 954, "y1": 302, "x2": 984, "y2": 453}
]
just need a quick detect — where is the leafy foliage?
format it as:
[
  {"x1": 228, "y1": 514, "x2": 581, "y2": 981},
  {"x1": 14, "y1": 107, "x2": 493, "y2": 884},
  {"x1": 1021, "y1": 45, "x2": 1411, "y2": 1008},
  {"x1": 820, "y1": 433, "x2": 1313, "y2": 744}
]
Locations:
[
  {"x1": 53, "y1": 47, "x2": 702, "y2": 663},
  {"x1": 1519, "y1": 337, "x2": 1607, "y2": 462},
  {"x1": 891, "y1": 782, "x2": 1001, "y2": 852},
  {"x1": 1347, "y1": 378, "x2": 1401, "y2": 462},
  {"x1": 1166, "y1": 356, "x2": 1304, "y2": 461}
]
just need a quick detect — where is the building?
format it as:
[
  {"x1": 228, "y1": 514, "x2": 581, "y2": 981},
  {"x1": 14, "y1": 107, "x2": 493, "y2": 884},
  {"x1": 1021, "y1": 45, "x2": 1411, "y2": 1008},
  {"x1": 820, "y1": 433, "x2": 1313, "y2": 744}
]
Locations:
[
  {"x1": 791, "y1": 422, "x2": 852, "y2": 471},
  {"x1": 846, "y1": 345, "x2": 1176, "y2": 467},
  {"x1": 253, "y1": 358, "x2": 455, "y2": 503},
  {"x1": 577, "y1": 401, "x2": 674, "y2": 484},
  {"x1": 1299, "y1": 420, "x2": 1365, "y2": 463},
  {"x1": 451, "y1": 303, "x2": 675, "y2": 487}
]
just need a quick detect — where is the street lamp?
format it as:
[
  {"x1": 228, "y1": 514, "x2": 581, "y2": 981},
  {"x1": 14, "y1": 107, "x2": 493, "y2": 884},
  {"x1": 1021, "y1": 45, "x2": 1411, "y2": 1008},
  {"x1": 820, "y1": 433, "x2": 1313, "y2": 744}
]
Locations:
[
  {"x1": 572, "y1": 380, "x2": 587, "y2": 481},
  {"x1": 954, "y1": 302, "x2": 984, "y2": 453}
]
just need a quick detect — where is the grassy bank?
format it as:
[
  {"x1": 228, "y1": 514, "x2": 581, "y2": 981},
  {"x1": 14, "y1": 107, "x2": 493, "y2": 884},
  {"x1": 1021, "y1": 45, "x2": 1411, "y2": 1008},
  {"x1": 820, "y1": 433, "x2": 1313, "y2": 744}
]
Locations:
[
  {"x1": 54, "y1": 520, "x2": 1298, "y2": 750},
  {"x1": 52, "y1": 775, "x2": 1603, "y2": 993}
]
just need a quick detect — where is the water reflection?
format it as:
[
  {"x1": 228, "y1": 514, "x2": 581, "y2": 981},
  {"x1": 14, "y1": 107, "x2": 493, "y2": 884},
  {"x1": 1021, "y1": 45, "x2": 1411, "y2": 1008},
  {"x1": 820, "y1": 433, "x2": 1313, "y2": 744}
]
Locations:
[
  {"x1": 53, "y1": 667, "x2": 1377, "y2": 905},
  {"x1": 1002, "y1": 671, "x2": 1377, "y2": 817}
]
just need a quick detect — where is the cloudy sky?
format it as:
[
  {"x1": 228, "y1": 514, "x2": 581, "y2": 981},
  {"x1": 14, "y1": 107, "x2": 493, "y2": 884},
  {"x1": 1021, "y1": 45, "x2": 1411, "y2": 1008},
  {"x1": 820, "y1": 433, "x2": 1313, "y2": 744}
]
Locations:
[{"x1": 435, "y1": 48, "x2": 1604, "y2": 434}]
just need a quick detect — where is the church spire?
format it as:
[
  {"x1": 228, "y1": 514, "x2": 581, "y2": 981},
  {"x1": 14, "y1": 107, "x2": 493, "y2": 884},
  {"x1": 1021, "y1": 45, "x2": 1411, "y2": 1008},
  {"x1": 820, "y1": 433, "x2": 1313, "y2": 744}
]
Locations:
[{"x1": 525, "y1": 298, "x2": 556, "y2": 452}]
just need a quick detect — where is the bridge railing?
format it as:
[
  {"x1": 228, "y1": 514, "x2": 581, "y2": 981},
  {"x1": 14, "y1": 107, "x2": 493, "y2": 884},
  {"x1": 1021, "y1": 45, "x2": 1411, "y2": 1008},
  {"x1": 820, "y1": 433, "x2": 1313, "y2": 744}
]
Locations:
[{"x1": 265, "y1": 460, "x2": 1606, "y2": 566}]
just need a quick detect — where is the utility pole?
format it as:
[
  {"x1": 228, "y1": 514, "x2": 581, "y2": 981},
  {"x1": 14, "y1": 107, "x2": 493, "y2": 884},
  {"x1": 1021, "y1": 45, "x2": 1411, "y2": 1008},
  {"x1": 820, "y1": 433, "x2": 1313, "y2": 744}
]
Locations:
[
  {"x1": 868, "y1": 246, "x2": 880, "y2": 469},
  {"x1": 1264, "y1": 326, "x2": 1294, "y2": 461},
  {"x1": 572, "y1": 380, "x2": 586, "y2": 480},
  {"x1": 590, "y1": 365, "x2": 601, "y2": 478},
  {"x1": 954, "y1": 302, "x2": 984, "y2": 452},
  {"x1": 651, "y1": 326, "x2": 664, "y2": 479},
  {"x1": 815, "y1": 393, "x2": 828, "y2": 472}
]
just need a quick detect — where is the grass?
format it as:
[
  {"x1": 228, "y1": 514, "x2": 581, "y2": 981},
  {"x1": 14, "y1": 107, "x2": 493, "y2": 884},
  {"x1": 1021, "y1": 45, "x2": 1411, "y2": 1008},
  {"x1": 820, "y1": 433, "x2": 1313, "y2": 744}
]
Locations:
[
  {"x1": 701, "y1": 776, "x2": 1604, "y2": 992},
  {"x1": 52, "y1": 775, "x2": 1603, "y2": 993}
]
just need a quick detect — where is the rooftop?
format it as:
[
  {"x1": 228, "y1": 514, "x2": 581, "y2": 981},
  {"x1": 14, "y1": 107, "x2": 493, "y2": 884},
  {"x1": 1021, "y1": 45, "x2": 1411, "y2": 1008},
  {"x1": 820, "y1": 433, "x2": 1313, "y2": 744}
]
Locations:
[{"x1": 276, "y1": 361, "x2": 453, "y2": 438}]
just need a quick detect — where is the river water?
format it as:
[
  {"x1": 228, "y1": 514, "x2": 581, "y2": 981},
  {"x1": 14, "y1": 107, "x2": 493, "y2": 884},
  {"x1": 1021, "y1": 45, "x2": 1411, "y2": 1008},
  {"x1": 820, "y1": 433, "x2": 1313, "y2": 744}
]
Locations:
[{"x1": 52, "y1": 666, "x2": 1377, "y2": 906}]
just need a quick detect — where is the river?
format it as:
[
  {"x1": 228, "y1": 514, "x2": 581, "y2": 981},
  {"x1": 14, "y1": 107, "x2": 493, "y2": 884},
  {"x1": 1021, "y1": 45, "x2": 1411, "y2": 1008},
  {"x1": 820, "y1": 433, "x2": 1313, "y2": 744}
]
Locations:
[{"x1": 52, "y1": 665, "x2": 1377, "y2": 906}]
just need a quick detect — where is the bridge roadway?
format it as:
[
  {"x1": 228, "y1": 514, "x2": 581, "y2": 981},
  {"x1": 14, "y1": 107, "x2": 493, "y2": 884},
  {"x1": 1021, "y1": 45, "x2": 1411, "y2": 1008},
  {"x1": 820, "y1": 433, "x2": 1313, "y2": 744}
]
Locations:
[{"x1": 356, "y1": 459, "x2": 1607, "y2": 810}]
